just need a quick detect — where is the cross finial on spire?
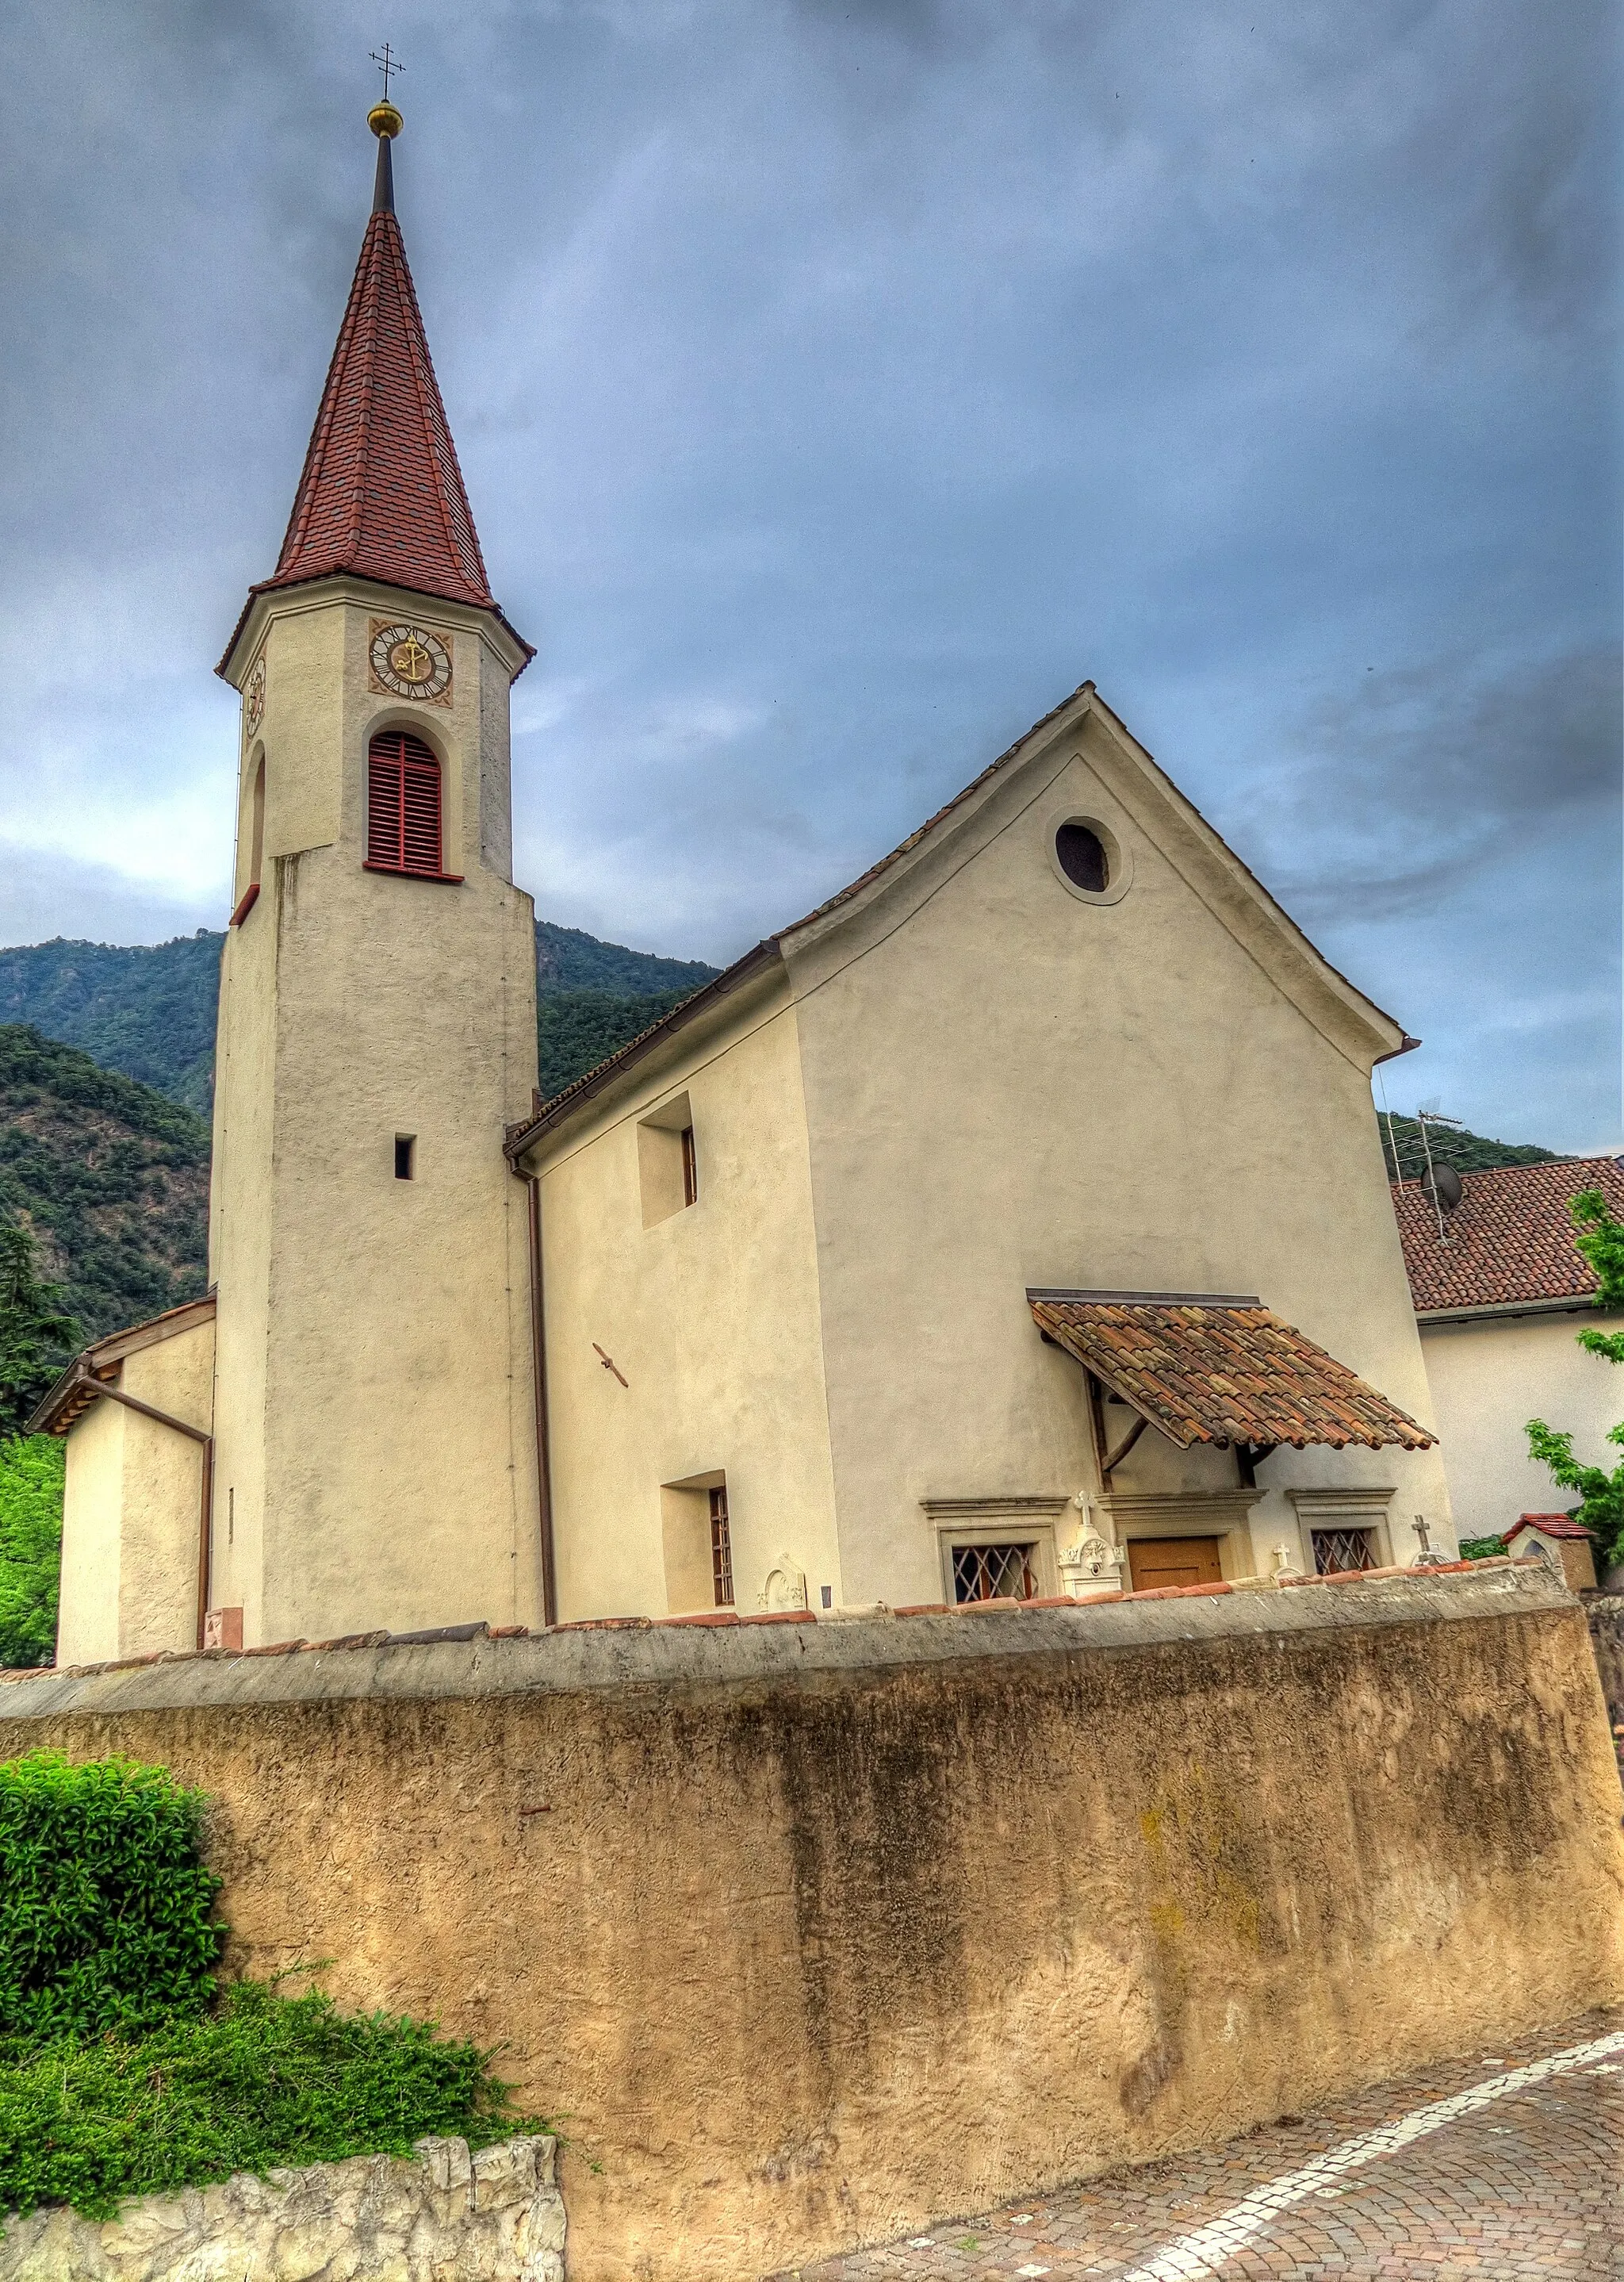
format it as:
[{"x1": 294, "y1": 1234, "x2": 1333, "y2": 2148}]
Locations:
[
  {"x1": 366, "y1": 47, "x2": 404, "y2": 213},
  {"x1": 370, "y1": 42, "x2": 403, "y2": 102}
]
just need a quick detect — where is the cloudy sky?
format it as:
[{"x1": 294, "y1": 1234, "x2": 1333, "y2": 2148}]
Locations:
[{"x1": 1, "y1": 1, "x2": 1617, "y2": 1149}]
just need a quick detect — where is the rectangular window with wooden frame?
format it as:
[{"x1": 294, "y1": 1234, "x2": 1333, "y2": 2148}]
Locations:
[
  {"x1": 638, "y1": 1092, "x2": 698, "y2": 1226},
  {"x1": 710, "y1": 1484, "x2": 733, "y2": 1608}
]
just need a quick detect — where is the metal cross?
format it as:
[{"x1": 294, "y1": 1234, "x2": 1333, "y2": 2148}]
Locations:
[
  {"x1": 1412, "y1": 1514, "x2": 1446, "y2": 1565},
  {"x1": 370, "y1": 43, "x2": 404, "y2": 101}
]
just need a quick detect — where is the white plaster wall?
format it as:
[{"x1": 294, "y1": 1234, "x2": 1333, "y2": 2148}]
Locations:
[
  {"x1": 785, "y1": 704, "x2": 1451, "y2": 1605},
  {"x1": 56, "y1": 1317, "x2": 215, "y2": 1664},
  {"x1": 116, "y1": 1323, "x2": 215, "y2": 1655},
  {"x1": 538, "y1": 984, "x2": 843, "y2": 1620},
  {"x1": 212, "y1": 581, "x2": 541, "y2": 1646},
  {"x1": 56, "y1": 1398, "x2": 124, "y2": 1666},
  {"x1": 1421, "y1": 1308, "x2": 1618, "y2": 1542}
]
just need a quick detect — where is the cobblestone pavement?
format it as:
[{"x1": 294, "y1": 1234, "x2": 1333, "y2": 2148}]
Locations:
[{"x1": 776, "y1": 2008, "x2": 1622, "y2": 2281}]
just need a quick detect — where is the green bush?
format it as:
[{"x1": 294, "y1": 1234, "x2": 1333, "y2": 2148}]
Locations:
[
  {"x1": 0, "y1": 1755, "x2": 222, "y2": 2042},
  {"x1": 0, "y1": 1751, "x2": 542, "y2": 2227},
  {"x1": 1459, "y1": 1535, "x2": 1509, "y2": 1561},
  {"x1": 0, "y1": 1980, "x2": 537, "y2": 2222},
  {"x1": 0, "y1": 1436, "x2": 63, "y2": 1669}
]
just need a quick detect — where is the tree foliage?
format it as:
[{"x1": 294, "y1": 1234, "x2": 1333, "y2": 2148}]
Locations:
[
  {"x1": 0, "y1": 1437, "x2": 64, "y2": 1669},
  {"x1": 0, "y1": 1979, "x2": 540, "y2": 2223},
  {"x1": 1571, "y1": 1187, "x2": 1624, "y2": 1363},
  {"x1": 0, "y1": 1750, "x2": 540, "y2": 2223},
  {"x1": 1525, "y1": 1185, "x2": 1624, "y2": 1567},
  {"x1": 0, "y1": 1218, "x2": 79, "y2": 1438},
  {"x1": 0, "y1": 1028, "x2": 208, "y2": 1343},
  {"x1": 538, "y1": 984, "x2": 701, "y2": 1099},
  {"x1": 0, "y1": 1755, "x2": 224, "y2": 2044}
]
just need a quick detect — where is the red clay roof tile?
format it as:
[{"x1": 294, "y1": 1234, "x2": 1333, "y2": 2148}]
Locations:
[
  {"x1": 1392, "y1": 1156, "x2": 1623, "y2": 1315},
  {"x1": 265, "y1": 206, "x2": 492, "y2": 611},
  {"x1": 1029, "y1": 1291, "x2": 1434, "y2": 1452}
]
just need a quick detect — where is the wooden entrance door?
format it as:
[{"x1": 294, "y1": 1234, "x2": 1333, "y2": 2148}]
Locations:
[{"x1": 1125, "y1": 1536, "x2": 1224, "y2": 1591}]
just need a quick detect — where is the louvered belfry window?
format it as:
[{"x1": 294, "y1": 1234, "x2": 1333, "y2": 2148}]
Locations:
[{"x1": 367, "y1": 731, "x2": 442, "y2": 876}]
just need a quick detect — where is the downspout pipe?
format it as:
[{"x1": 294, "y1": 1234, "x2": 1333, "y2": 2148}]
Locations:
[
  {"x1": 524, "y1": 1172, "x2": 558, "y2": 1627},
  {"x1": 69, "y1": 1375, "x2": 215, "y2": 1651}
]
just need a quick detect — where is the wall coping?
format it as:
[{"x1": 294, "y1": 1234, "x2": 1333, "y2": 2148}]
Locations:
[{"x1": 0, "y1": 1563, "x2": 1574, "y2": 1723}]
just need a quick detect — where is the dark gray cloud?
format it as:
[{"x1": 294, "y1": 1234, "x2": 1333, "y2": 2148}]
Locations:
[{"x1": 0, "y1": 0, "x2": 1617, "y2": 1149}]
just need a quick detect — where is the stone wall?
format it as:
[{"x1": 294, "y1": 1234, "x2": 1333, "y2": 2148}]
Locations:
[
  {"x1": 0, "y1": 2134, "x2": 563, "y2": 2280},
  {"x1": 2, "y1": 1565, "x2": 1622, "y2": 2282},
  {"x1": 1588, "y1": 1594, "x2": 1624, "y2": 1720}
]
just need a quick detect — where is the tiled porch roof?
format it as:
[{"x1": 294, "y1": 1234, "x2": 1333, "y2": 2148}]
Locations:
[{"x1": 1028, "y1": 1289, "x2": 1435, "y2": 1452}]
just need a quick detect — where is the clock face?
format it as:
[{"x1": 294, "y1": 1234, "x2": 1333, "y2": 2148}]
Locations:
[
  {"x1": 243, "y1": 656, "x2": 266, "y2": 738},
  {"x1": 370, "y1": 620, "x2": 452, "y2": 703}
]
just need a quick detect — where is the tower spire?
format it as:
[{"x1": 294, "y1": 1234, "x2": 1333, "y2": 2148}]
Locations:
[{"x1": 221, "y1": 91, "x2": 536, "y2": 674}]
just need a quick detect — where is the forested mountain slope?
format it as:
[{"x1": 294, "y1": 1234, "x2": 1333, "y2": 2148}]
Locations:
[
  {"x1": 0, "y1": 936, "x2": 223, "y2": 1115},
  {"x1": 1378, "y1": 1110, "x2": 1559, "y2": 1179},
  {"x1": 0, "y1": 922, "x2": 721, "y2": 1111},
  {"x1": 0, "y1": 1027, "x2": 209, "y2": 1343}
]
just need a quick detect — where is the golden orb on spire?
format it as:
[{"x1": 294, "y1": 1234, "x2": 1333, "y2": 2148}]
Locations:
[{"x1": 368, "y1": 99, "x2": 403, "y2": 140}]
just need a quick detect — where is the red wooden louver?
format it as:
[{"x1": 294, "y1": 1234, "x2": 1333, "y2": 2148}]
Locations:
[{"x1": 366, "y1": 731, "x2": 446, "y2": 877}]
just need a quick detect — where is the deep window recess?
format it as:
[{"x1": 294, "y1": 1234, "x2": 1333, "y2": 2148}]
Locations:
[
  {"x1": 394, "y1": 1134, "x2": 416, "y2": 1180},
  {"x1": 248, "y1": 756, "x2": 266, "y2": 886},
  {"x1": 367, "y1": 731, "x2": 443, "y2": 876},
  {"x1": 638, "y1": 1094, "x2": 697, "y2": 1226},
  {"x1": 1055, "y1": 821, "x2": 1109, "y2": 894},
  {"x1": 710, "y1": 1485, "x2": 734, "y2": 1608},
  {"x1": 952, "y1": 1542, "x2": 1036, "y2": 1604},
  {"x1": 1312, "y1": 1526, "x2": 1377, "y2": 1576}
]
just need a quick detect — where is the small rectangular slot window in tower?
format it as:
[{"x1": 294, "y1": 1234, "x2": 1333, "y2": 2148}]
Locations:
[
  {"x1": 710, "y1": 1484, "x2": 733, "y2": 1608},
  {"x1": 394, "y1": 1134, "x2": 416, "y2": 1180}
]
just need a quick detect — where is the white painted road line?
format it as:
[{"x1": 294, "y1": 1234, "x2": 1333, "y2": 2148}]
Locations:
[{"x1": 1112, "y1": 2026, "x2": 1624, "y2": 2282}]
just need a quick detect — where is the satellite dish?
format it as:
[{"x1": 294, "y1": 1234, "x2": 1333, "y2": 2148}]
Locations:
[{"x1": 1422, "y1": 1163, "x2": 1463, "y2": 1214}]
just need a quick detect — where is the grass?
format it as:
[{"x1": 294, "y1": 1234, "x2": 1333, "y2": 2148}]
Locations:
[{"x1": 0, "y1": 1980, "x2": 542, "y2": 2223}]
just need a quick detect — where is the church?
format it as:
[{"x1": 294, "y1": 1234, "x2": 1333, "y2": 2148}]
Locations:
[{"x1": 38, "y1": 105, "x2": 1454, "y2": 1663}]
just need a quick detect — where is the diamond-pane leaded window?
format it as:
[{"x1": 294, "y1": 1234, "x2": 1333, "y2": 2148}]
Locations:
[
  {"x1": 1311, "y1": 1527, "x2": 1377, "y2": 1576},
  {"x1": 951, "y1": 1542, "x2": 1037, "y2": 1604}
]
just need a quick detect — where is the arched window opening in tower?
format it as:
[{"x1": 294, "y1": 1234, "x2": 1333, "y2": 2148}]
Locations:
[
  {"x1": 230, "y1": 754, "x2": 268, "y2": 926},
  {"x1": 366, "y1": 731, "x2": 451, "y2": 878},
  {"x1": 248, "y1": 756, "x2": 266, "y2": 888}
]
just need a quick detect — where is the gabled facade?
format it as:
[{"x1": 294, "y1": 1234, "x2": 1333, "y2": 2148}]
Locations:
[{"x1": 509, "y1": 685, "x2": 1452, "y2": 1618}]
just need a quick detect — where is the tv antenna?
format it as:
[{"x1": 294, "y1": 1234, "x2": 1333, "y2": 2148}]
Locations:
[{"x1": 1415, "y1": 1108, "x2": 1463, "y2": 1241}]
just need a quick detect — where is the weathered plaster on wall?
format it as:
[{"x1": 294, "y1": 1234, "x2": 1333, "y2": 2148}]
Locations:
[{"x1": 4, "y1": 1570, "x2": 1620, "y2": 2282}]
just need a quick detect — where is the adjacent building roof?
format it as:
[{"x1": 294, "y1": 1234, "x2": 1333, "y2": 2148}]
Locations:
[
  {"x1": 1506, "y1": 1514, "x2": 1589, "y2": 1542},
  {"x1": 220, "y1": 125, "x2": 530, "y2": 673},
  {"x1": 1393, "y1": 1156, "x2": 1624, "y2": 1317},
  {"x1": 27, "y1": 1293, "x2": 216, "y2": 1437},
  {"x1": 1027, "y1": 1289, "x2": 1435, "y2": 1452}
]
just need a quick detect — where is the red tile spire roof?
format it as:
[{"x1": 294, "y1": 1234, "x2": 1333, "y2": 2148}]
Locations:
[
  {"x1": 271, "y1": 150, "x2": 491, "y2": 608},
  {"x1": 221, "y1": 111, "x2": 530, "y2": 673}
]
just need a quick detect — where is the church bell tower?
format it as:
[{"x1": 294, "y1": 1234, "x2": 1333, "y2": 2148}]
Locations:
[{"x1": 210, "y1": 100, "x2": 542, "y2": 1647}]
